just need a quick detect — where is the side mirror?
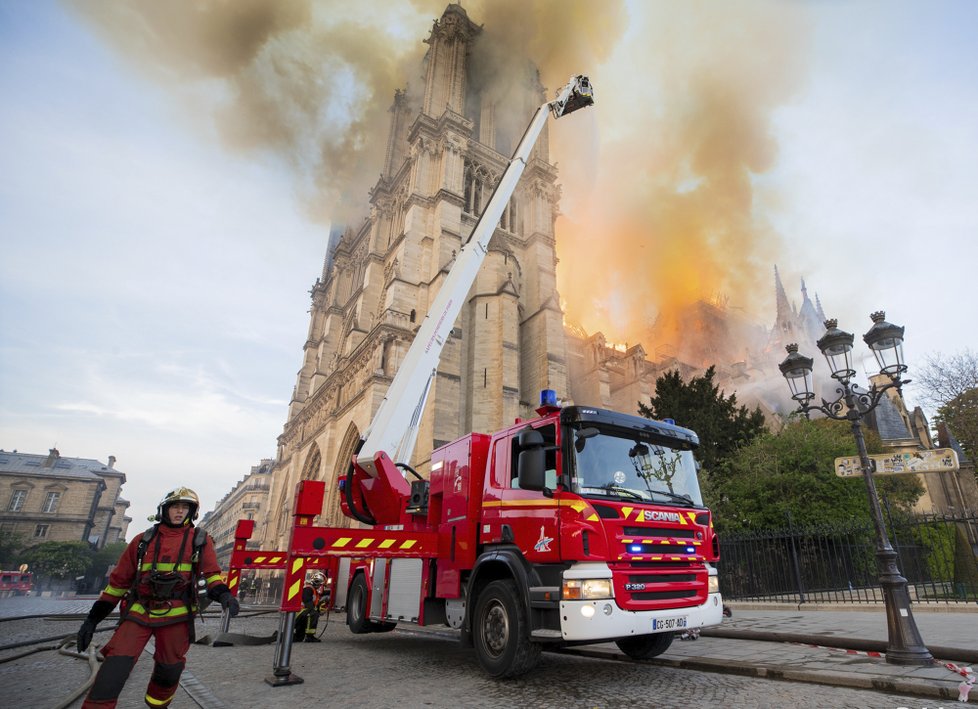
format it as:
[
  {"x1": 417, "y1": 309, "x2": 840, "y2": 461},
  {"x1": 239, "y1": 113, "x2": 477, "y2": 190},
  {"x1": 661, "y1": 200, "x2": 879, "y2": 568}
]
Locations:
[
  {"x1": 574, "y1": 426, "x2": 599, "y2": 453},
  {"x1": 517, "y1": 429, "x2": 546, "y2": 491}
]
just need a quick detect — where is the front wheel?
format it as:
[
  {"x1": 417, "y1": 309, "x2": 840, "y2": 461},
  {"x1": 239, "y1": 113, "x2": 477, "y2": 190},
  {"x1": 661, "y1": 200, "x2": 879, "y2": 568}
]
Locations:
[
  {"x1": 472, "y1": 579, "x2": 541, "y2": 678},
  {"x1": 615, "y1": 632, "x2": 674, "y2": 659}
]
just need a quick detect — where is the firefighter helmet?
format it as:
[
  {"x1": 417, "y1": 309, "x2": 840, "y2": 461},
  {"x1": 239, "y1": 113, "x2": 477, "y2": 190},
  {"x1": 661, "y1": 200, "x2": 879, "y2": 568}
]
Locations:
[
  {"x1": 155, "y1": 486, "x2": 200, "y2": 523},
  {"x1": 308, "y1": 571, "x2": 325, "y2": 587}
]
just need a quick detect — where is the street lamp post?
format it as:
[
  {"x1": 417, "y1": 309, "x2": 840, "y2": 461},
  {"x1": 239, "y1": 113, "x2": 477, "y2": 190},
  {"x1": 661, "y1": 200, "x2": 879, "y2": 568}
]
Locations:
[{"x1": 778, "y1": 312, "x2": 933, "y2": 665}]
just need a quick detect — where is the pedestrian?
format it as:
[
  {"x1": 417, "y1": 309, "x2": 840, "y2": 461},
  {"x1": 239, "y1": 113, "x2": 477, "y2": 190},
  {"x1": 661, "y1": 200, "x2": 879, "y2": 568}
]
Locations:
[{"x1": 75, "y1": 487, "x2": 239, "y2": 708}]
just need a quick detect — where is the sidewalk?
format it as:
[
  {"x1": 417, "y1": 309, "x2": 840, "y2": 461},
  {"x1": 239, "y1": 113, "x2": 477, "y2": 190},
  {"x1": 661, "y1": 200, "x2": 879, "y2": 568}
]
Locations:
[{"x1": 571, "y1": 603, "x2": 978, "y2": 704}]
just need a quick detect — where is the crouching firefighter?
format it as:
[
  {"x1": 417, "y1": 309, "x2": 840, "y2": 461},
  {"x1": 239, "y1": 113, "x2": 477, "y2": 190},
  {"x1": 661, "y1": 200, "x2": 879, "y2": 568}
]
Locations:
[
  {"x1": 293, "y1": 571, "x2": 328, "y2": 642},
  {"x1": 76, "y1": 487, "x2": 240, "y2": 708}
]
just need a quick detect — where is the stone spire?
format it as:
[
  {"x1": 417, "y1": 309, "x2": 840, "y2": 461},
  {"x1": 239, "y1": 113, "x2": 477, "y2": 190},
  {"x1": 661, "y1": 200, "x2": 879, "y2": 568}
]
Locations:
[{"x1": 773, "y1": 265, "x2": 796, "y2": 341}]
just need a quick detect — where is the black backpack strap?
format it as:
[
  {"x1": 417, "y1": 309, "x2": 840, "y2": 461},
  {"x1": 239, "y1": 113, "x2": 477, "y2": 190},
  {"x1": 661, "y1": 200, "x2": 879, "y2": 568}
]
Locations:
[
  {"x1": 187, "y1": 527, "x2": 212, "y2": 631},
  {"x1": 122, "y1": 525, "x2": 158, "y2": 620},
  {"x1": 137, "y1": 526, "x2": 156, "y2": 559},
  {"x1": 191, "y1": 527, "x2": 207, "y2": 561}
]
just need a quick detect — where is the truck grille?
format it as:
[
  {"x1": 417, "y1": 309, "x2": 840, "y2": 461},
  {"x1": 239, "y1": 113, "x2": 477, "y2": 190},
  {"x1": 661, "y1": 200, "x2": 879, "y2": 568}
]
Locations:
[{"x1": 623, "y1": 526, "x2": 696, "y2": 538}]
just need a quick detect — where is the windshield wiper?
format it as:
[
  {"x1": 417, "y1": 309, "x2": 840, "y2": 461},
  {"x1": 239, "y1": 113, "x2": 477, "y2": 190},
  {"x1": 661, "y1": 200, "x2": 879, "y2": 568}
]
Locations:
[
  {"x1": 644, "y1": 488, "x2": 696, "y2": 506},
  {"x1": 601, "y1": 486, "x2": 645, "y2": 501}
]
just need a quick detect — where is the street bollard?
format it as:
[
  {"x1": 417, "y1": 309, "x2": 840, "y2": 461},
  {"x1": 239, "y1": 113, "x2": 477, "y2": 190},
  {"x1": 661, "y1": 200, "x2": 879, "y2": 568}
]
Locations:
[{"x1": 264, "y1": 612, "x2": 304, "y2": 686}]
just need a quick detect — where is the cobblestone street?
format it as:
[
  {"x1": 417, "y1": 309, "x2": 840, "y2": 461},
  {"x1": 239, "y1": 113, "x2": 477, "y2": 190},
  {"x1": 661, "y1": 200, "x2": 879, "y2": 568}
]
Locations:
[{"x1": 1, "y1": 604, "x2": 967, "y2": 709}]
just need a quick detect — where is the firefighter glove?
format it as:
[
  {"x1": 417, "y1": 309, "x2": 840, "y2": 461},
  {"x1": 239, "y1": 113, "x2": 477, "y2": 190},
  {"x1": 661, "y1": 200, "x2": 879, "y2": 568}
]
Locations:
[
  {"x1": 219, "y1": 591, "x2": 239, "y2": 617},
  {"x1": 77, "y1": 599, "x2": 114, "y2": 651},
  {"x1": 76, "y1": 619, "x2": 96, "y2": 652}
]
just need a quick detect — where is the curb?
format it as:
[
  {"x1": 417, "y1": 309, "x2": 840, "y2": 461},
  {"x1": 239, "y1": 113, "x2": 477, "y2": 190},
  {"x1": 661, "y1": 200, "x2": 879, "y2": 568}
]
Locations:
[
  {"x1": 701, "y1": 626, "x2": 978, "y2": 665},
  {"x1": 562, "y1": 645, "x2": 975, "y2": 705},
  {"x1": 725, "y1": 601, "x2": 978, "y2": 614}
]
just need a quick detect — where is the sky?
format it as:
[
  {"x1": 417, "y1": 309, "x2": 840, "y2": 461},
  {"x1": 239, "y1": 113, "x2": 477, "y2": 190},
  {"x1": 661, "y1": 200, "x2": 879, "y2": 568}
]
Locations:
[{"x1": 1, "y1": 1, "x2": 976, "y2": 539}]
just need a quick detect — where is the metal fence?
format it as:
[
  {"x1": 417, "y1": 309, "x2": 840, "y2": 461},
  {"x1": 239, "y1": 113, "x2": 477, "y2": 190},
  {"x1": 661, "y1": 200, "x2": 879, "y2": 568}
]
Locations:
[{"x1": 718, "y1": 511, "x2": 978, "y2": 604}]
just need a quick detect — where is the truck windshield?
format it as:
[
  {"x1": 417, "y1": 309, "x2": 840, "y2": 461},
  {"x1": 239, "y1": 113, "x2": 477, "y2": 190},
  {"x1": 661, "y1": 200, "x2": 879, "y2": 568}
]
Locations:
[{"x1": 567, "y1": 427, "x2": 704, "y2": 507}]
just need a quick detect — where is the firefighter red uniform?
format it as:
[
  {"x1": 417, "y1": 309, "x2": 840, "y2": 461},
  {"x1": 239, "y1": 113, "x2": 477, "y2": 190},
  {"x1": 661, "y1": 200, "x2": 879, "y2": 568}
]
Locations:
[
  {"x1": 293, "y1": 571, "x2": 328, "y2": 642},
  {"x1": 76, "y1": 487, "x2": 239, "y2": 708}
]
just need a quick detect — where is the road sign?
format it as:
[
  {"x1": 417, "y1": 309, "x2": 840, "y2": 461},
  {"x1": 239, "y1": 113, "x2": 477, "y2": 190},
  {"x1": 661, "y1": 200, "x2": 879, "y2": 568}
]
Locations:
[{"x1": 835, "y1": 448, "x2": 960, "y2": 478}]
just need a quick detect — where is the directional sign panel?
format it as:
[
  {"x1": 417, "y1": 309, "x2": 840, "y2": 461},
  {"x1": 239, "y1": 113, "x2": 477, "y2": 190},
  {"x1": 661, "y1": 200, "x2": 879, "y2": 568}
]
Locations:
[{"x1": 835, "y1": 448, "x2": 960, "y2": 477}]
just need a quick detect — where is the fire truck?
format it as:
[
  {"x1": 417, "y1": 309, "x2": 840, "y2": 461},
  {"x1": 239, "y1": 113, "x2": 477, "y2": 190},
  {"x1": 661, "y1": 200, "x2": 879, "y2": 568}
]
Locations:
[
  {"x1": 239, "y1": 75, "x2": 723, "y2": 681},
  {"x1": 0, "y1": 567, "x2": 34, "y2": 597}
]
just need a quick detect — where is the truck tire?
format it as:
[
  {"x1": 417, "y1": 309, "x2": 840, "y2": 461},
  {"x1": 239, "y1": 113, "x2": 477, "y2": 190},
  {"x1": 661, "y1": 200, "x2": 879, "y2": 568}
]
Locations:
[
  {"x1": 472, "y1": 579, "x2": 541, "y2": 678},
  {"x1": 347, "y1": 574, "x2": 372, "y2": 634},
  {"x1": 615, "y1": 632, "x2": 674, "y2": 659}
]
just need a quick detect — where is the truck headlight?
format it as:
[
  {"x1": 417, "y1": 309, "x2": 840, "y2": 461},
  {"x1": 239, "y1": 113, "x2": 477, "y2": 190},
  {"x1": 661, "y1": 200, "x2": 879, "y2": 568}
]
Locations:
[
  {"x1": 708, "y1": 575, "x2": 720, "y2": 594},
  {"x1": 563, "y1": 578, "x2": 613, "y2": 600}
]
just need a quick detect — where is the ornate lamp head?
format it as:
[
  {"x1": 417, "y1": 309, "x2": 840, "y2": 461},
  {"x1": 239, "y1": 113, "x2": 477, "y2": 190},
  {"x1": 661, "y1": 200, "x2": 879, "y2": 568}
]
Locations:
[
  {"x1": 779, "y1": 343, "x2": 815, "y2": 403},
  {"x1": 817, "y1": 318, "x2": 856, "y2": 383},
  {"x1": 863, "y1": 311, "x2": 907, "y2": 377}
]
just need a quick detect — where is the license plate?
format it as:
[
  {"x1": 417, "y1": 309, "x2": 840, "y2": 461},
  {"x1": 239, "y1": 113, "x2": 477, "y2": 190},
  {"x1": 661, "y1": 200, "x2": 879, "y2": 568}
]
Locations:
[{"x1": 652, "y1": 616, "x2": 688, "y2": 631}]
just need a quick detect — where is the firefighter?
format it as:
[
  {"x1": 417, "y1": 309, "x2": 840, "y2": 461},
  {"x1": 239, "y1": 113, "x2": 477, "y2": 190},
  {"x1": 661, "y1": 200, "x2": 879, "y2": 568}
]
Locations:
[
  {"x1": 293, "y1": 570, "x2": 328, "y2": 642},
  {"x1": 75, "y1": 486, "x2": 239, "y2": 708}
]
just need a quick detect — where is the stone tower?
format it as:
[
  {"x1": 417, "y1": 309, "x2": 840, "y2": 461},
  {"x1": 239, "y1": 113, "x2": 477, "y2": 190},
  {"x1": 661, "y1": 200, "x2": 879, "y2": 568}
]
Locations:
[{"x1": 265, "y1": 4, "x2": 570, "y2": 547}]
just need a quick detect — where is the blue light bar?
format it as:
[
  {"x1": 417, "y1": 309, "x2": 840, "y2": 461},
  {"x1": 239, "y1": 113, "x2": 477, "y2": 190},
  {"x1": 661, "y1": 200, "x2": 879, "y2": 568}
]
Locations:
[
  {"x1": 630, "y1": 545, "x2": 643, "y2": 553},
  {"x1": 540, "y1": 389, "x2": 558, "y2": 407}
]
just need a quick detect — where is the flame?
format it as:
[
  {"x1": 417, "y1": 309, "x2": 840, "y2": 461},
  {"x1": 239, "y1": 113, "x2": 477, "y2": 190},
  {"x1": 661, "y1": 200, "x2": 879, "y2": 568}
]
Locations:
[{"x1": 554, "y1": 2, "x2": 810, "y2": 349}]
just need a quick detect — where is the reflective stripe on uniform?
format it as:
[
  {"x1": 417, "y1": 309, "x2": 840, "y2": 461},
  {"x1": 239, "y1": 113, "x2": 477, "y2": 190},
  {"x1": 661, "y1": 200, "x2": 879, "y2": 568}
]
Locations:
[
  {"x1": 102, "y1": 584, "x2": 128, "y2": 598},
  {"x1": 145, "y1": 692, "x2": 172, "y2": 706},
  {"x1": 128, "y1": 603, "x2": 192, "y2": 619},
  {"x1": 205, "y1": 574, "x2": 223, "y2": 585},
  {"x1": 139, "y1": 562, "x2": 193, "y2": 572}
]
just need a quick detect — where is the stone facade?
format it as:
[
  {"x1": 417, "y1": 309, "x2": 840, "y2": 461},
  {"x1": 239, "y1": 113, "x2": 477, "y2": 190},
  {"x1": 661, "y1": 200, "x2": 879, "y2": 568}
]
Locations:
[
  {"x1": 0, "y1": 448, "x2": 130, "y2": 551},
  {"x1": 199, "y1": 459, "x2": 273, "y2": 569}
]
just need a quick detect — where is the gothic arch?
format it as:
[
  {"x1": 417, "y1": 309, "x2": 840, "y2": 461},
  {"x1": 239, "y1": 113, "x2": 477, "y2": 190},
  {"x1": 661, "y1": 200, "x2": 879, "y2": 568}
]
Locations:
[
  {"x1": 300, "y1": 444, "x2": 323, "y2": 481},
  {"x1": 324, "y1": 422, "x2": 362, "y2": 527},
  {"x1": 276, "y1": 443, "x2": 323, "y2": 541}
]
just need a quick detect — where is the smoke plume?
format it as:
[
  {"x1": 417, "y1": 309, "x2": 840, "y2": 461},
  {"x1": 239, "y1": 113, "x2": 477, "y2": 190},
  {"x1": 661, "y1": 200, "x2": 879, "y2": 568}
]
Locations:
[
  {"x1": 69, "y1": 1, "x2": 810, "y2": 358},
  {"x1": 68, "y1": 0, "x2": 440, "y2": 223}
]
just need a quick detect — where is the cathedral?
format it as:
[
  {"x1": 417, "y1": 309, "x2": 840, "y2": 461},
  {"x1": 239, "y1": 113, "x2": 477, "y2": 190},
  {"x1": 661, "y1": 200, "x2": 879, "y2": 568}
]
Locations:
[{"x1": 265, "y1": 5, "x2": 570, "y2": 547}]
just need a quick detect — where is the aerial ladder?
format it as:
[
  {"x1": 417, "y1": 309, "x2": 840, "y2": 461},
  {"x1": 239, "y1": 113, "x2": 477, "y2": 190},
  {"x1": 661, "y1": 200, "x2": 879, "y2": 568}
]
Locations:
[
  {"x1": 343, "y1": 75, "x2": 595, "y2": 528},
  {"x1": 229, "y1": 75, "x2": 596, "y2": 683}
]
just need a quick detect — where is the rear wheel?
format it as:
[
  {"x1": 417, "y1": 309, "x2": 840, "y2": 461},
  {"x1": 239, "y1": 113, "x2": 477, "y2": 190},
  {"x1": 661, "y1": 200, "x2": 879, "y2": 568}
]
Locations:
[
  {"x1": 346, "y1": 573, "x2": 398, "y2": 633},
  {"x1": 615, "y1": 632, "x2": 674, "y2": 659},
  {"x1": 472, "y1": 579, "x2": 541, "y2": 678},
  {"x1": 346, "y1": 574, "x2": 372, "y2": 634}
]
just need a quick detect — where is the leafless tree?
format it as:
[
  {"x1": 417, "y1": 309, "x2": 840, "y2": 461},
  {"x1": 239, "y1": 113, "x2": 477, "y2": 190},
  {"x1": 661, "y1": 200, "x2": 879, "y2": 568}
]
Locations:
[{"x1": 913, "y1": 349, "x2": 978, "y2": 410}]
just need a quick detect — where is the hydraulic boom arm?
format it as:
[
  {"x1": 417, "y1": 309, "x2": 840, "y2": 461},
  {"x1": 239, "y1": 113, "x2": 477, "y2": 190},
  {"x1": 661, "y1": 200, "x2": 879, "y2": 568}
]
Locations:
[{"x1": 346, "y1": 75, "x2": 594, "y2": 525}]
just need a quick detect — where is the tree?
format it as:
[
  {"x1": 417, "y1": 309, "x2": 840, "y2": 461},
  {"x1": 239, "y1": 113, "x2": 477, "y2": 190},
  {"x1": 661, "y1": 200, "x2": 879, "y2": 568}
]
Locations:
[
  {"x1": 638, "y1": 366, "x2": 767, "y2": 479},
  {"x1": 936, "y1": 387, "x2": 978, "y2": 464},
  {"x1": 0, "y1": 528, "x2": 27, "y2": 568},
  {"x1": 85, "y1": 541, "x2": 127, "y2": 592},
  {"x1": 914, "y1": 349, "x2": 978, "y2": 411},
  {"x1": 22, "y1": 541, "x2": 93, "y2": 588},
  {"x1": 713, "y1": 418, "x2": 924, "y2": 532}
]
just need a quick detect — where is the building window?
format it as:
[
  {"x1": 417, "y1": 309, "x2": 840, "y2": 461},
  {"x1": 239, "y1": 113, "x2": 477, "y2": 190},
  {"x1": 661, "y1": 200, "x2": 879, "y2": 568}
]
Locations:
[
  {"x1": 34, "y1": 524, "x2": 49, "y2": 539},
  {"x1": 8, "y1": 489, "x2": 27, "y2": 512},
  {"x1": 43, "y1": 491, "x2": 61, "y2": 513}
]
